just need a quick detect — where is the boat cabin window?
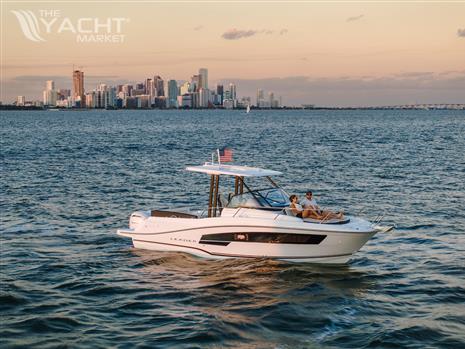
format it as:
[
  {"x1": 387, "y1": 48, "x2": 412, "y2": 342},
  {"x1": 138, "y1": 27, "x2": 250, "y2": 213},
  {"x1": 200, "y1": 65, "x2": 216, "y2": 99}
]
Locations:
[
  {"x1": 227, "y1": 188, "x2": 289, "y2": 209},
  {"x1": 227, "y1": 192, "x2": 261, "y2": 208}
]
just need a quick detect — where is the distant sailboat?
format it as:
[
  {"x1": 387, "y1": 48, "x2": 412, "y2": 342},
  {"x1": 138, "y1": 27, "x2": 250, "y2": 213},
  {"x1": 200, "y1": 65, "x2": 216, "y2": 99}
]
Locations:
[{"x1": 246, "y1": 104, "x2": 250, "y2": 114}]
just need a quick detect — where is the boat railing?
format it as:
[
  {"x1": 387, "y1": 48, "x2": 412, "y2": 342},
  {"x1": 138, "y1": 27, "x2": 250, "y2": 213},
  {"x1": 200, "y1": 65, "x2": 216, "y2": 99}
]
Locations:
[
  {"x1": 370, "y1": 211, "x2": 386, "y2": 227},
  {"x1": 160, "y1": 205, "x2": 349, "y2": 224},
  {"x1": 160, "y1": 205, "x2": 287, "y2": 219},
  {"x1": 232, "y1": 206, "x2": 337, "y2": 224}
]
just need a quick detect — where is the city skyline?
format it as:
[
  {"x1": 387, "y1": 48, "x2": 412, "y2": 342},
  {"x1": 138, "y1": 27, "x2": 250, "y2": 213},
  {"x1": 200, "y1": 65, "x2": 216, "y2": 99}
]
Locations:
[
  {"x1": 13, "y1": 67, "x2": 284, "y2": 109},
  {"x1": 2, "y1": 2, "x2": 465, "y2": 106}
]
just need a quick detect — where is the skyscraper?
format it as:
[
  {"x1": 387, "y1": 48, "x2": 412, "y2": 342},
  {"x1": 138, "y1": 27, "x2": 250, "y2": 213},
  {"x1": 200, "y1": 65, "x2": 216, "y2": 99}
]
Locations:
[
  {"x1": 229, "y1": 83, "x2": 236, "y2": 101},
  {"x1": 122, "y1": 84, "x2": 133, "y2": 97},
  {"x1": 199, "y1": 88, "x2": 210, "y2": 108},
  {"x1": 216, "y1": 85, "x2": 224, "y2": 105},
  {"x1": 191, "y1": 75, "x2": 200, "y2": 92},
  {"x1": 43, "y1": 80, "x2": 57, "y2": 106},
  {"x1": 16, "y1": 96, "x2": 25, "y2": 106},
  {"x1": 167, "y1": 80, "x2": 178, "y2": 108},
  {"x1": 269, "y1": 92, "x2": 274, "y2": 107},
  {"x1": 179, "y1": 81, "x2": 191, "y2": 95},
  {"x1": 73, "y1": 70, "x2": 85, "y2": 107},
  {"x1": 46, "y1": 80, "x2": 55, "y2": 91},
  {"x1": 146, "y1": 78, "x2": 156, "y2": 104},
  {"x1": 256, "y1": 89, "x2": 264, "y2": 107},
  {"x1": 199, "y1": 68, "x2": 208, "y2": 89},
  {"x1": 154, "y1": 76, "x2": 164, "y2": 97}
]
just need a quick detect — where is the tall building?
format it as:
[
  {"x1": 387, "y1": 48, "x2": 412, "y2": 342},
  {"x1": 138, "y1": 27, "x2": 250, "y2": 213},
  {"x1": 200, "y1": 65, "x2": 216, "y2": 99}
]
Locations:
[
  {"x1": 269, "y1": 92, "x2": 279, "y2": 108},
  {"x1": 179, "y1": 81, "x2": 191, "y2": 95},
  {"x1": 199, "y1": 88, "x2": 210, "y2": 108},
  {"x1": 146, "y1": 78, "x2": 156, "y2": 105},
  {"x1": 122, "y1": 84, "x2": 133, "y2": 97},
  {"x1": 167, "y1": 80, "x2": 178, "y2": 108},
  {"x1": 191, "y1": 75, "x2": 200, "y2": 92},
  {"x1": 46, "y1": 80, "x2": 55, "y2": 91},
  {"x1": 43, "y1": 80, "x2": 57, "y2": 106},
  {"x1": 16, "y1": 96, "x2": 26, "y2": 106},
  {"x1": 199, "y1": 68, "x2": 208, "y2": 89},
  {"x1": 216, "y1": 85, "x2": 224, "y2": 105},
  {"x1": 145, "y1": 78, "x2": 155, "y2": 96},
  {"x1": 269, "y1": 92, "x2": 274, "y2": 107},
  {"x1": 72, "y1": 70, "x2": 85, "y2": 107},
  {"x1": 256, "y1": 89, "x2": 264, "y2": 107},
  {"x1": 229, "y1": 83, "x2": 236, "y2": 101},
  {"x1": 154, "y1": 76, "x2": 164, "y2": 97},
  {"x1": 85, "y1": 91, "x2": 96, "y2": 108},
  {"x1": 191, "y1": 92, "x2": 199, "y2": 108}
]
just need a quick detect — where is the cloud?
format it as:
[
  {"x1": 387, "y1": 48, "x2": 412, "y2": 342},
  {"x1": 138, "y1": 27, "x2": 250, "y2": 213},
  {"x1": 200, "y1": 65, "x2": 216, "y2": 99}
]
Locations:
[
  {"x1": 457, "y1": 28, "x2": 465, "y2": 37},
  {"x1": 222, "y1": 29, "x2": 258, "y2": 40},
  {"x1": 221, "y1": 28, "x2": 287, "y2": 40},
  {"x1": 193, "y1": 25, "x2": 203, "y2": 31},
  {"x1": 394, "y1": 71, "x2": 435, "y2": 78},
  {"x1": 347, "y1": 14, "x2": 364, "y2": 22}
]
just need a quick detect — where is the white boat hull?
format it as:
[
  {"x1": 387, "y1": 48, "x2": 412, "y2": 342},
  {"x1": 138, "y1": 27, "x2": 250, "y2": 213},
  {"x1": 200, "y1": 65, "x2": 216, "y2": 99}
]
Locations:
[{"x1": 117, "y1": 209, "x2": 378, "y2": 264}]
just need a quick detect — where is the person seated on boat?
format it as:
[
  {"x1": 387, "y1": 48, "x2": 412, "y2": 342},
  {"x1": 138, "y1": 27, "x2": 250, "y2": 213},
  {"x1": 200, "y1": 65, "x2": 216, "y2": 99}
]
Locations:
[
  {"x1": 289, "y1": 195, "x2": 320, "y2": 219},
  {"x1": 300, "y1": 191, "x2": 322, "y2": 215},
  {"x1": 300, "y1": 191, "x2": 344, "y2": 220}
]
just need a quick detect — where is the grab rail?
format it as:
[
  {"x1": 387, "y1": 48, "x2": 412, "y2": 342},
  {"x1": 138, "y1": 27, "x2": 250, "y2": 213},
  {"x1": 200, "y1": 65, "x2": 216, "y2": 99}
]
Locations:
[
  {"x1": 370, "y1": 211, "x2": 386, "y2": 227},
  {"x1": 160, "y1": 205, "x2": 348, "y2": 223}
]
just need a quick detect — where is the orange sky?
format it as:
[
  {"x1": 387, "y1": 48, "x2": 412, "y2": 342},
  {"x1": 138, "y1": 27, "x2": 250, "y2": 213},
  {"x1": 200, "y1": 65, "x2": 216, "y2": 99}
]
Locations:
[{"x1": 1, "y1": 1, "x2": 464, "y2": 105}]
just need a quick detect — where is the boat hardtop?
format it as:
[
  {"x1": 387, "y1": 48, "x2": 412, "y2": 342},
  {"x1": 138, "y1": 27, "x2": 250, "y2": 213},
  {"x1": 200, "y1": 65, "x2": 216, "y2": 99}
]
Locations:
[{"x1": 186, "y1": 162, "x2": 282, "y2": 177}]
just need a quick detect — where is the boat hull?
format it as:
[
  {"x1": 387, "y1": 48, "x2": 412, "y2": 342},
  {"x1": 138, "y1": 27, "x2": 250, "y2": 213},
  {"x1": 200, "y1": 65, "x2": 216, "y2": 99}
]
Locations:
[
  {"x1": 131, "y1": 239, "x2": 358, "y2": 263},
  {"x1": 117, "y1": 213, "x2": 377, "y2": 264}
]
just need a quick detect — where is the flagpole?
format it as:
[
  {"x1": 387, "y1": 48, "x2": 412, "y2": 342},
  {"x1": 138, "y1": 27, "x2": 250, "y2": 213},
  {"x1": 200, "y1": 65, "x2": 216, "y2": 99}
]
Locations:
[{"x1": 217, "y1": 149, "x2": 221, "y2": 167}]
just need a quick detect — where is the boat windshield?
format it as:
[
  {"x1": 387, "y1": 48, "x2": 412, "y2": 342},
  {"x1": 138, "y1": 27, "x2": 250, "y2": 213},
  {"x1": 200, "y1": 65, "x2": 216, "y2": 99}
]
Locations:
[{"x1": 227, "y1": 187, "x2": 289, "y2": 209}]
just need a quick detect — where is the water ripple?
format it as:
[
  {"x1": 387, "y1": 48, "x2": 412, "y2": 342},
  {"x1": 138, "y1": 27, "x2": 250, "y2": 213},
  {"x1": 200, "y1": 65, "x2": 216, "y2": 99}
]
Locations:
[{"x1": 1, "y1": 110, "x2": 464, "y2": 348}]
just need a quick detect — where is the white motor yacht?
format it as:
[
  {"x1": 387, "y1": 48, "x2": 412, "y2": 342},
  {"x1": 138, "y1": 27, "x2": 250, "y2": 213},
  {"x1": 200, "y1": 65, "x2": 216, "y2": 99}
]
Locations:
[{"x1": 117, "y1": 162, "x2": 391, "y2": 264}]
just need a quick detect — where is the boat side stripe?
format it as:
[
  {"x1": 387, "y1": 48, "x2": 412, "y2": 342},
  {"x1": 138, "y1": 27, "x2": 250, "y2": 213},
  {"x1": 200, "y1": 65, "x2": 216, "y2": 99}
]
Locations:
[
  {"x1": 132, "y1": 239, "x2": 353, "y2": 260},
  {"x1": 126, "y1": 224, "x2": 374, "y2": 236}
]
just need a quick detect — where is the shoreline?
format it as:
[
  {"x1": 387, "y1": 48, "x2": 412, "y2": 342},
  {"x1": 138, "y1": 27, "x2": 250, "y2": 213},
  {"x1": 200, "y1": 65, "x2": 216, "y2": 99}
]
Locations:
[{"x1": 1, "y1": 106, "x2": 464, "y2": 111}]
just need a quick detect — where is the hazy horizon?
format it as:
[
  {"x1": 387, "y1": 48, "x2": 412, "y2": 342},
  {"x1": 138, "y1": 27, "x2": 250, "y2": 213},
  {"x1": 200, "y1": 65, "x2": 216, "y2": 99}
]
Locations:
[{"x1": 2, "y1": 1, "x2": 464, "y2": 106}]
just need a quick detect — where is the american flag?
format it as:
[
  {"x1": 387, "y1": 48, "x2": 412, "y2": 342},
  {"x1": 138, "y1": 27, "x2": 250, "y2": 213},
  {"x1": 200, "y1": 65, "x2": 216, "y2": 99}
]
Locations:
[{"x1": 219, "y1": 147, "x2": 233, "y2": 162}]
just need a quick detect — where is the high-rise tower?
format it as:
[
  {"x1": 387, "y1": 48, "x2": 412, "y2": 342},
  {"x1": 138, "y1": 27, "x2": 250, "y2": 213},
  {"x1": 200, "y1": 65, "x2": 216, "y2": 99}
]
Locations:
[
  {"x1": 73, "y1": 70, "x2": 85, "y2": 107},
  {"x1": 199, "y1": 68, "x2": 208, "y2": 90}
]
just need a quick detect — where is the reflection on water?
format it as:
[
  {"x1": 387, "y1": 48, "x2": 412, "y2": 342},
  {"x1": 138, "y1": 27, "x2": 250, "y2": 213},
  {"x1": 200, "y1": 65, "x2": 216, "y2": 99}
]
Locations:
[
  {"x1": 133, "y1": 250, "x2": 374, "y2": 296},
  {"x1": 130, "y1": 249, "x2": 378, "y2": 347}
]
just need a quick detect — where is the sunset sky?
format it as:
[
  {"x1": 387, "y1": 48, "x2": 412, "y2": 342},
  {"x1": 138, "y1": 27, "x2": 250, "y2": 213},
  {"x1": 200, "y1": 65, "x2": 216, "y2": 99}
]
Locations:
[{"x1": 1, "y1": 1, "x2": 464, "y2": 106}]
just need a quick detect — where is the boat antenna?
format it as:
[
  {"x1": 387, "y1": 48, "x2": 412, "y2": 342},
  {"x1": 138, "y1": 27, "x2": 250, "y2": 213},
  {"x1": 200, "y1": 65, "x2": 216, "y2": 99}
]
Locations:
[{"x1": 216, "y1": 148, "x2": 221, "y2": 167}]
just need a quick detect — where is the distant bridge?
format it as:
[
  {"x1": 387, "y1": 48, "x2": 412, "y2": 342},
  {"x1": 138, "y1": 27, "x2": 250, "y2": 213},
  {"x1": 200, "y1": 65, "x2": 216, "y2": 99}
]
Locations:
[{"x1": 379, "y1": 104, "x2": 464, "y2": 110}]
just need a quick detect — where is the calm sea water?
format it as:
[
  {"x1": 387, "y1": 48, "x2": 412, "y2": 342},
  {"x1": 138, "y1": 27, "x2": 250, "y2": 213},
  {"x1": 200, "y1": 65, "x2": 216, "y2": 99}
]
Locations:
[{"x1": 1, "y1": 109, "x2": 464, "y2": 348}]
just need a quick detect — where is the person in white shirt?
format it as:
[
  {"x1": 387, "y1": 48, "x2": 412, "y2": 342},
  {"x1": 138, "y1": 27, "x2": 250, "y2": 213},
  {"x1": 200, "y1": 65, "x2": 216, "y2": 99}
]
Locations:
[
  {"x1": 301, "y1": 191, "x2": 321, "y2": 212},
  {"x1": 300, "y1": 191, "x2": 344, "y2": 220},
  {"x1": 289, "y1": 194, "x2": 320, "y2": 219}
]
